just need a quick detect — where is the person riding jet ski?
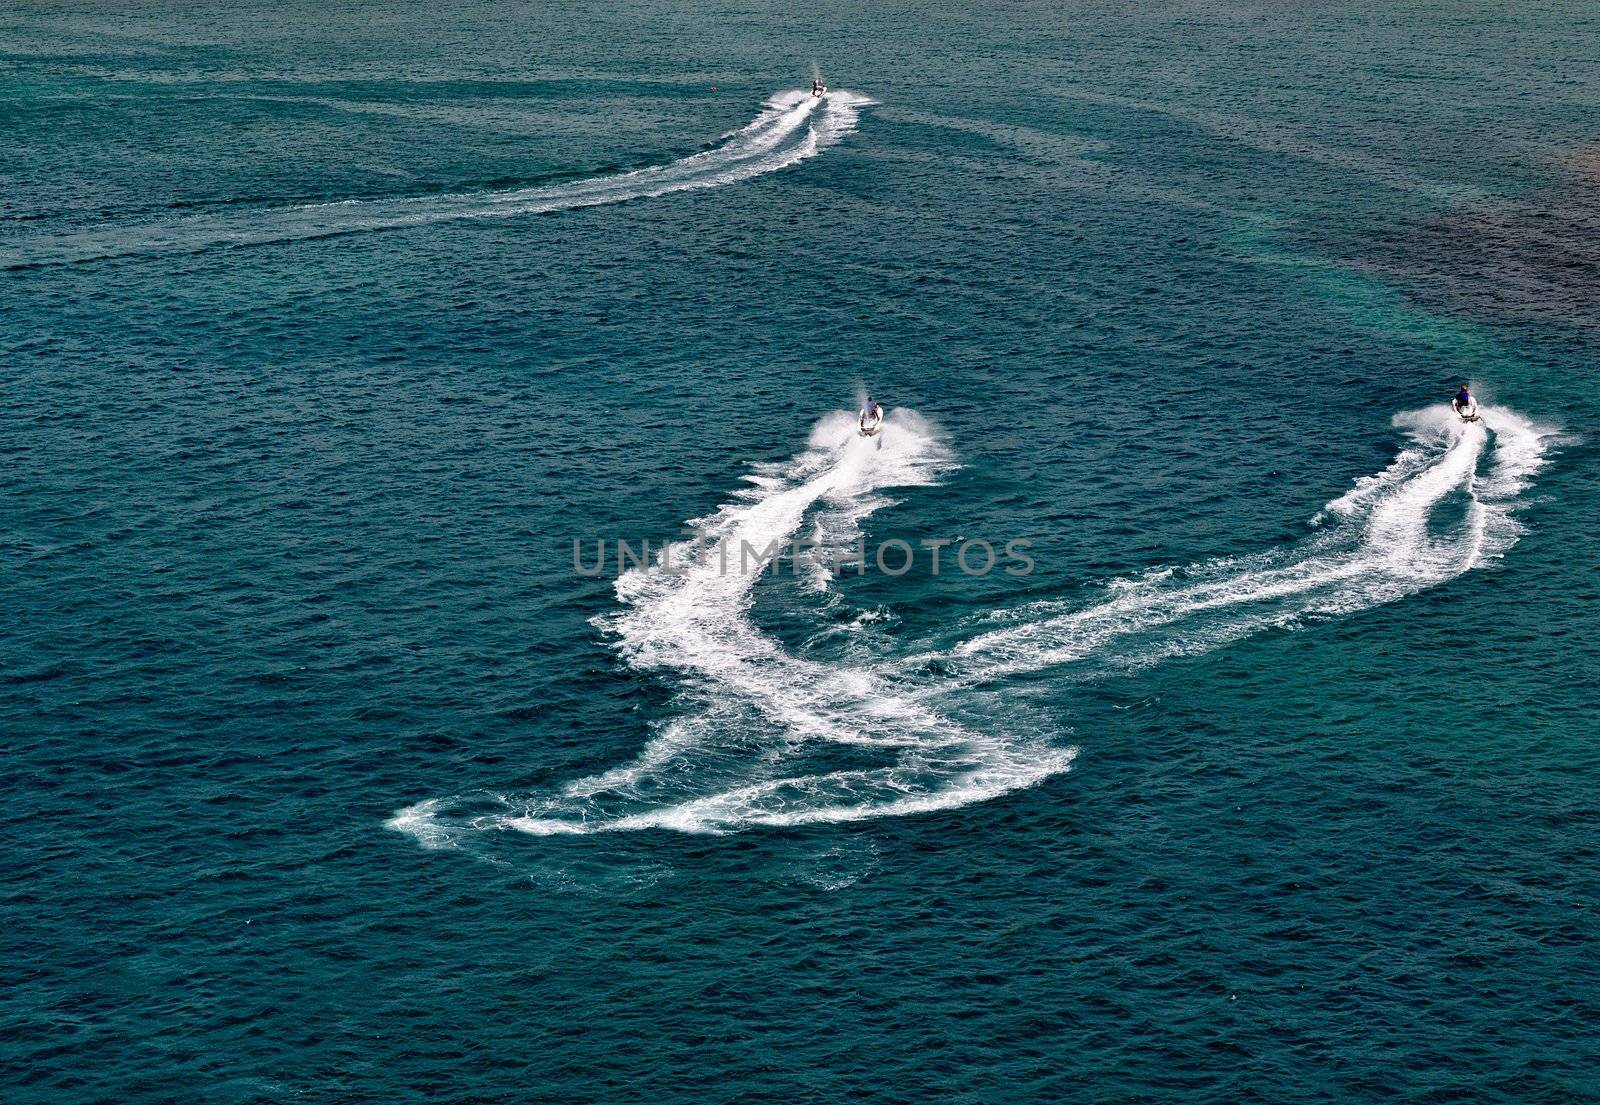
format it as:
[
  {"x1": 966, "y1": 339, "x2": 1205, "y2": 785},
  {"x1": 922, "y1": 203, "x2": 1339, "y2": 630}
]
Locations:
[
  {"x1": 859, "y1": 396, "x2": 883, "y2": 436},
  {"x1": 1452, "y1": 384, "x2": 1480, "y2": 422},
  {"x1": 811, "y1": 77, "x2": 826, "y2": 98}
]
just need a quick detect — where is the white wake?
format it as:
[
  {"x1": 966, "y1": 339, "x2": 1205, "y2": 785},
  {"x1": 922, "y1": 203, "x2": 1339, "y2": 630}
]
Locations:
[
  {"x1": 2, "y1": 89, "x2": 869, "y2": 268},
  {"x1": 390, "y1": 403, "x2": 1551, "y2": 841},
  {"x1": 930, "y1": 405, "x2": 1549, "y2": 687},
  {"x1": 394, "y1": 410, "x2": 1075, "y2": 840}
]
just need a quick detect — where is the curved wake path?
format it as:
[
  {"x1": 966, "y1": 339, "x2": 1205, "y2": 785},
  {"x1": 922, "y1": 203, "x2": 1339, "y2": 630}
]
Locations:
[
  {"x1": 923, "y1": 406, "x2": 1549, "y2": 688},
  {"x1": 393, "y1": 411, "x2": 1076, "y2": 842},
  {"x1": 390, "y1": 404, "x2": 1550, "y2": 843},
  {"x1": 2, "y1": 89, "x2": 867, "y2": 269}
]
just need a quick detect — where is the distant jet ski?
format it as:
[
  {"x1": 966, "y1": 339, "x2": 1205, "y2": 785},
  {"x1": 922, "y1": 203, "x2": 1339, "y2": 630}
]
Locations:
[
  {"x1": 1452, "y1": 386, "x2": 1481, "y2": 423},
  {"x1": 811, "y1": 77, "x2": 827, "y2": 98},
  {"x1": 858, "y1": 398, "x2": 883, "y2": 437}
]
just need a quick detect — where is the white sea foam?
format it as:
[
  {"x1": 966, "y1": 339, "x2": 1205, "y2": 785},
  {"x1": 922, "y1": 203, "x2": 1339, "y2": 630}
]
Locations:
[
  {"x1": 384, "y1": 799, "x2": 460, "y2": 850},
  {"x1": 390, "y1": 403, "x2": 1552, "y2": 843},
  {"x1": 512, "y1": 409, "x2": 1075, "y2": 833},
  {"x1": 3, "y1": 88, "x2": 871, "y2": 268},
  {"x1": 934, "y1": 405, "x2": 1551, "y2": 685},
  {"x1": 394, "y1": 408, "x2": 1078, "y2": 839}
]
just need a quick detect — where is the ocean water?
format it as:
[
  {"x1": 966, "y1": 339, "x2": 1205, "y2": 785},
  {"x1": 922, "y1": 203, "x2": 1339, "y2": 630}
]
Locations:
[{"x1": 4, "y1": 1, "x2": 1599, "y2": 1101}]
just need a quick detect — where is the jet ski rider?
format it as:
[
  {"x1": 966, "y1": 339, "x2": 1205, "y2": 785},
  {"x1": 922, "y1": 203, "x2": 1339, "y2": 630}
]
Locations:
[
  {"x1": 1453, "y1": 384, "x2": 1473, "y2": 412},
  {"x1": 812, "y1": 77, "x2": 825, "y2": 97},
  {"x1": 863, "y1": 396, "x2": 881, "y2": 421}
]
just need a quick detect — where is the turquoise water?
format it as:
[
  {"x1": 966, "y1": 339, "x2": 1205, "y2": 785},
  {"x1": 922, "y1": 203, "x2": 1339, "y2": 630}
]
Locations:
[{"x1": 5, "y1": 1, "x2": 1599, "y2": 1101}]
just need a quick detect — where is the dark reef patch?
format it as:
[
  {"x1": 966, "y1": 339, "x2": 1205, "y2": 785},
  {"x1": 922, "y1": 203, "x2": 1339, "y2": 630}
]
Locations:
[{"x1": 1345, "y1": 143, "x2": 1600, "y2": 331}]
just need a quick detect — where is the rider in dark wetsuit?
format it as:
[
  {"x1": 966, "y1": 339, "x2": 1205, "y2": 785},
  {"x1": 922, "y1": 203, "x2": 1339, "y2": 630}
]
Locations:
[
  {"x1": 1454, "y1": 385, "x2": 1473, "y2": 410},
  {"x1": 812, "y1": 78, "x2": 825, "y2": 97}
]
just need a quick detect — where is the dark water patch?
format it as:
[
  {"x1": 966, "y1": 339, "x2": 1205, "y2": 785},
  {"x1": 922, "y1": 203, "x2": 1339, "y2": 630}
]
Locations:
[{"x1": 1342, "y1": 141, "x2": 1600, "y2": 332}]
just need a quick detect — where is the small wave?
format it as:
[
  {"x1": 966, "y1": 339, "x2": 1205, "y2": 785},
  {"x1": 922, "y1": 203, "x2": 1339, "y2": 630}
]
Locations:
[{"x1": 2, "y1": 88, "x2": 870, "y2": 269}]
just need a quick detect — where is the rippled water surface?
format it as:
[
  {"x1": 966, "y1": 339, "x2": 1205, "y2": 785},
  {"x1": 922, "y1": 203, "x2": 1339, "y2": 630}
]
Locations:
[{"x1": 5, "y1": 2, "x2": 1598, "y2": 1102}]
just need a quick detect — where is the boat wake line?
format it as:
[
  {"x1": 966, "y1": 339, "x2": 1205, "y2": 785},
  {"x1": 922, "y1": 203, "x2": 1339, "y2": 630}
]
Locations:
[
  {"x1": 389, "y1": 403, "x2": 1551, "y2": 843},
  {"x1": 2, "y1": 89, "x2": 868, "y2": 269}
]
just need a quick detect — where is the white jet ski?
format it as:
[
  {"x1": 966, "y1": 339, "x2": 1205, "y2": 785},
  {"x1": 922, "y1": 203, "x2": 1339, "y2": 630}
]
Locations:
[
  {"x1": 858, "y1": 405, "x2": 883, "y2": 437},
  {"x1": 811, "y1": 79, "x2": 827, "y2": 99},
  {"x1": 1453, "y1": 397, "x2": 1481, "y2": 423}
]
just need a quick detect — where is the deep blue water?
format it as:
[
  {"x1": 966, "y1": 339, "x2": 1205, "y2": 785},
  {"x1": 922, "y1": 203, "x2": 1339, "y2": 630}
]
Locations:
[{"x1": 5, "y1": 2, "x2": 1599, "y2": 1102}]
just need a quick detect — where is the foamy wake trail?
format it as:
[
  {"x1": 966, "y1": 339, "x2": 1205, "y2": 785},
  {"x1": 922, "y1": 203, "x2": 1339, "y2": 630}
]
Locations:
[
  {"x1": 926, "y1": 405, "x2": 1550, "y2": 686},
  {"x1": 3, "y1": 89, "x2": 869, "y2": 268},
  {"x1": 389, "y1": 404, "x2": 1550, "y2": 842},
  {"x1": 392, "y1": 410, "x2": 1075, "y2": 842}
]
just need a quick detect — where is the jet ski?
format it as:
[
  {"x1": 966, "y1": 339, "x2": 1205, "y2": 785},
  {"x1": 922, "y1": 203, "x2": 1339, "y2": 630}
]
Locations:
[
  {"x1": 811, "y1": 79, "x2": 827, "y2": 99},
  {"x1": 1453, "y1": 397, "x2": 1481, "y2": 423},
  {"x1": 858, "y1": 405, "x2": 883, "y2": 437}
]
